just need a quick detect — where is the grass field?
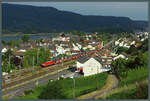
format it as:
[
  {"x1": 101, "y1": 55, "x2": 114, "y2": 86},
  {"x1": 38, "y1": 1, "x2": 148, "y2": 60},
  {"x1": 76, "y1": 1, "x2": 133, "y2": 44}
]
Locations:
[{"x1": 119, "y1": 66, "x2": 148, "y2": 87}]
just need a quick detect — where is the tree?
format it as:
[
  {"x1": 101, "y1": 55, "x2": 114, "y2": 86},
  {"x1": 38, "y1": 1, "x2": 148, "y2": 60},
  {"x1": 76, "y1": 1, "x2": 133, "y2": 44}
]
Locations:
[
  {"x1": 72, "y1": 30, "x2": 78, "y2": 35},
  {"x1": 138, "y1": 39, "x2": 148, "y2": 53},
  {"x1": 6, "y1": 40, "x2": 19, "y2": 47},
  {"x1": 21, "y1": 35, "x2": 30, "y2": 43},
  {"x1": 126, "y1": 45, "x2": 136, "y2": 55},
  {"x1": 2, "y1": 58, "x2": 15, "y2": 73},
  {"x1": 2, "y1": 49, "x2": 17, "y2": 72},
  {"x1": 112, "y1": 58, "x2": 128, "y2": 79},
  {"x1": 126, "y1": 56, "x2": 136, "y2": 69},
  {"x1": 22, "y1": 48, "x2": 50, "y2": 68},
  {"x1": 38, "y1": 80, "x2": 66, "y2": 99},
  {"x1": 38, "y1": 48, "x2": 50, "y2": 65},
  {"x1": 2, "y1": 40, "x2": 5, "y2": 45},
  {"x1": 2, "y1": 59, "x2": 10, "y2": 73},
  {"x1": 126, "y1": 51, "x2": 148, "y2": 69},
  {"x1": 18, "y1": 38, "x2": 23, "y2": 43},
  {"x1": 2, "y1": 49, "x2": 13, "y2": 60},
  {"x1": 116, "y1": 47, "x2": 128, "y2": 54}
]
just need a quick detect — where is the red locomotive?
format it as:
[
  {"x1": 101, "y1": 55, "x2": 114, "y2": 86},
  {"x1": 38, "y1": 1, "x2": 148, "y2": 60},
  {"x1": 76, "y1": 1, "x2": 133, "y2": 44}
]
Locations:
[{"x1": 41, "y1": 60, "x2": 55, "y2": 67}]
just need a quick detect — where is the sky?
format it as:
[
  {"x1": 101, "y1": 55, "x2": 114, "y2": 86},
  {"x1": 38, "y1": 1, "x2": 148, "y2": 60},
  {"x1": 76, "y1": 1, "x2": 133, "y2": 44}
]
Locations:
[{"x1": 5, "y1": 2, "x2": 148, "y2": 21}]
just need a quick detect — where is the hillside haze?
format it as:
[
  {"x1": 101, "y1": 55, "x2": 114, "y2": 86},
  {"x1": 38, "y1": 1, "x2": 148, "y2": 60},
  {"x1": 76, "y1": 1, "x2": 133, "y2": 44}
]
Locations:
[{"x1": 2, "y1": 3, "x2": 148, "y2": 34}]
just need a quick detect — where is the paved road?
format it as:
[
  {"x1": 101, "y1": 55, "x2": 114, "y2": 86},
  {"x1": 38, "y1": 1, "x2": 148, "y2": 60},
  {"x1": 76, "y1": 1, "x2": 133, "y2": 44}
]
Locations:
[
  {"x1": 77, "y1": 74, "x2": 119, "y2": 99},
  {"x1": 3, "y1": 69, "x2": 79, "y2": 99}
]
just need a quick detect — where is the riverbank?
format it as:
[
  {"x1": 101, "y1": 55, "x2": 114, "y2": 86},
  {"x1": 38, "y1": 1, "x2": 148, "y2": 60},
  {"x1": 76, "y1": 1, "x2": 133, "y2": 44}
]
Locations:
[{"x1": 2, "y1": 33, "x2": 56, "y2": 42}]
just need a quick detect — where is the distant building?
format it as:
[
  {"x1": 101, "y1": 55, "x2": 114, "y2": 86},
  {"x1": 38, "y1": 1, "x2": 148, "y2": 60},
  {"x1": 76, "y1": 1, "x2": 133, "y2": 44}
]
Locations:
[
  {"x1": 97, "y1": 41, "x2": 103, "y2": 49},
  {"x1": 52, "y1": 33, "x2": 70, "y2": 42},
  {"x1": 113, "y1": 54, "x2": 128, "y2": 60},
  {"x1": 72, "y1": 43, "x2": 81, "y2": 51},
  {"x1": 2, "y1": 48, "x2": 7, "y2": 53},
  {"x1": 135, "y1": 43, "x2": 142, "y2": 48}
]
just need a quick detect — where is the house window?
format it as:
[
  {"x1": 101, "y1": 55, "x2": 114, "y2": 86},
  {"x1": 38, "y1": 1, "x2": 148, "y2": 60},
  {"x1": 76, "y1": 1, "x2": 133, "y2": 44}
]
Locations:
[{"x1": 102, "y1": 59, "x2": 105, "y2": 62}]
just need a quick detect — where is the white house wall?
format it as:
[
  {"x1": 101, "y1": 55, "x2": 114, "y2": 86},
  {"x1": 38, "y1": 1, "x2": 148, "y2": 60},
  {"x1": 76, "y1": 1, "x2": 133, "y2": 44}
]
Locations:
[
  {"x1": 83, "y1": 58, "x2": 102, "y2": 77},
  {"x1": 77, "y1": 62, "x2": 84, "y2": 68}
]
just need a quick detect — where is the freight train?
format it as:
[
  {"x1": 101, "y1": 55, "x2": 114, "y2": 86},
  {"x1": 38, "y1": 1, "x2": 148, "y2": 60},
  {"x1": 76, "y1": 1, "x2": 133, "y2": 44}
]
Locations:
[{"x1": 41, "y1": 49, "x2": 101, "y2": 67}]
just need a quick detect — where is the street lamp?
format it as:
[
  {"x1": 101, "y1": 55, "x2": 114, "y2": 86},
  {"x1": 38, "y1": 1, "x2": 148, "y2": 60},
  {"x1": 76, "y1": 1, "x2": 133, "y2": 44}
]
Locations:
[
  {"x1": 37, "y1": 48, "x2": 39, "y2": 65},
  {"x1": 32, "y1": 56, "x2": 35, "y2": 75},
  {"x1": 73, "y1": 77, "x2": 75, "y2": 99},
  {"x1": 9, "y1": 55, "x2": 13, "y2": 70},
  {"x1": 35, "y1": 80, "x2": 39, "y2": 87}
]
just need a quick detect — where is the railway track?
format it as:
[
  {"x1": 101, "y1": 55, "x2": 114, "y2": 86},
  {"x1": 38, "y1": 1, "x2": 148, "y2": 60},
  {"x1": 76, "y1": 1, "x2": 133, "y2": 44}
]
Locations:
[{"x1": 2, "y1": 60, "x2": 75, "y2": 89}]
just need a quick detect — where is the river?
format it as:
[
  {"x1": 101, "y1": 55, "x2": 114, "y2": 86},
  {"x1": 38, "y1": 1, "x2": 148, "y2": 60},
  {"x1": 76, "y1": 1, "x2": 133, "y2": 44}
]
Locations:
[{"x1": 2, "y1": 34, "x2": 53, "y2": 42}]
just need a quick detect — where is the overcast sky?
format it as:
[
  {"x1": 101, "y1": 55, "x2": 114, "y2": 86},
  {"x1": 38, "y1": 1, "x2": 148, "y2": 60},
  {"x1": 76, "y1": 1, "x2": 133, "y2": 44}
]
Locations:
[{"x1": 4, "y1": 2, "x2": 148, "y2": 21}]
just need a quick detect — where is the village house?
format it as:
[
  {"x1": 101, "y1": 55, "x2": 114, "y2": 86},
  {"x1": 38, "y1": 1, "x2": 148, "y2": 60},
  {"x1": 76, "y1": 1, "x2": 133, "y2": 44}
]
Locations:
[
  {"x1": 87, "y1": 44, "x2": 95, "y2": 50},
  {"x1": 76, "y1": 54, "x2": 111, "y2": 77},
  {"x1": 56, "y1": 44, "x2": 70, "y2": 55},
  {"x1": 113, "y1": 53, "x2": 129, "y2": 60},
  {"x1": 56, "y1": 45, "x2": 66, "y2": 54},
  {"x1": 136, "y1": 32, "x2": 148, "y2": 41},
  {"x1": 135, "y1": 43, "x2": 142, "y2": 48},
  {"x1": 52, "y1": 33, "x2": 70, "y2": 42},
  {"x1": 115, "y1": 38, "x2": 137, "y2": 49},
  {"x1": 72, "y1": 43, "x2": 81, "y2": 51},
  {"x1": 2, "y1": 48, "x2": 7, "y2": 53}
]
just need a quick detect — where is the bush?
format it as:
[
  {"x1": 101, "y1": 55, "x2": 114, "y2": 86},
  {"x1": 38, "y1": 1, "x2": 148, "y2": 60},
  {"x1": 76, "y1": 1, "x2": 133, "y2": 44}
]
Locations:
[
  {"x1": 106, "y1": 82, "x2": 148, "y2": 99},
  {"x1": 133, "y1": 82, "x2": 148, "y2": 99},
  {"x1": 24, "y1": 89, "x2": 33, "y2": 95},
  {"x1": 38, "y1": 80, "x2": 67, "y2": 99}
]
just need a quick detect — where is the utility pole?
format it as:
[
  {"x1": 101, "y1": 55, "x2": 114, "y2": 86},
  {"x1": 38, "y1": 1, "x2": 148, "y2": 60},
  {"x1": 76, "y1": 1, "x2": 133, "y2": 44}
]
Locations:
[
  {"x1": 9, "y1": 54, "x2": 10, "y2": 69},
  {"x1": 32, "y1": 56, "x2": 34, "y2": 74},
  {"x1": 73, "y1": 75, "x2": 76, "y2": 99},
  {"x1": 136, "y1": 81, "x2": 139, "y2": 88},
  {"x1": 57, "y1": 66, "x2": 59, "y2": 80},
  {"x1": 35, "y1": 80, "x2": 39, "y2": 87},
  {"x1": 62, "y1": 54, "x2": 63, "y2": 67},
  {"x1": 104, "y1": 91, "x2": 107, "y2": 99},
  {"x1": 96, "y1": 66, "x2": 99, "y2": 89}
]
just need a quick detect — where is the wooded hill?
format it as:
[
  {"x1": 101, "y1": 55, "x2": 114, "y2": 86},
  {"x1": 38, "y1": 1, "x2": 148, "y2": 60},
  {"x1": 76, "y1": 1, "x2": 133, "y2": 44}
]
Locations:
[{"x1": 2, "y1": 3, "x2": 148, "y2": 34}]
